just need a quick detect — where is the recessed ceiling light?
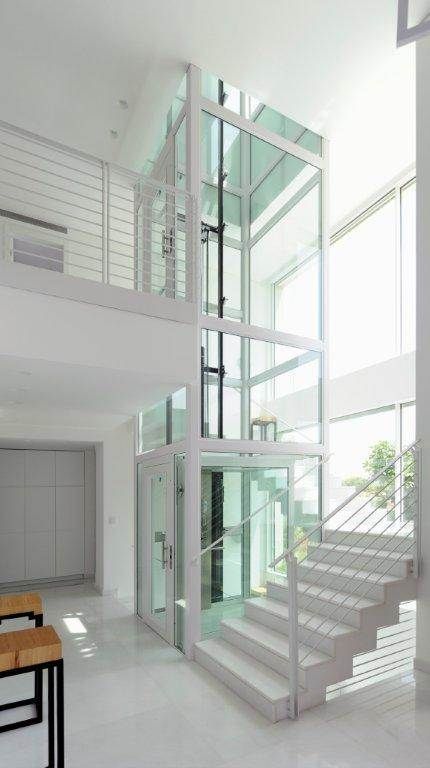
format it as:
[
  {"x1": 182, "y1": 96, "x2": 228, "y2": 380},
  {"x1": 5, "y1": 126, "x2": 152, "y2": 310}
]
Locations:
[
  {"x1": 118, "y1": 99, "x2": 128, "y2": 110},
  {"x1": 110, "y1": 129, "x2": 119, "y2": 139}
]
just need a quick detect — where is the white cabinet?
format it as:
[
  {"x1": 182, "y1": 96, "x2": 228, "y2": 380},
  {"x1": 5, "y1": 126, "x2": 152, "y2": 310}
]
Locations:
[
  {"x1": 0, "y1": 448, "x2": 89, "y2": 585},
  {"x1": 0, "y1": 487, "x2": 25, "y2": 533},
  {"x1": 55, "y1": 451, "x2": 84, "y2": 486},
  {"x1": 0, "y1": 534, "x2": 25, "y2": 582},
  {"x1": 0, "y1": 450, "x2": 25, "y2": 487},
  {"x1": 25, "y1": 451, "x2": 55, "y2": 486},
  {"x1": 25, "y1": 486, "x2": 55, "y2": 580},
  {"x1": 55, "y1": 486, "x2": 84, "y2": 576}
]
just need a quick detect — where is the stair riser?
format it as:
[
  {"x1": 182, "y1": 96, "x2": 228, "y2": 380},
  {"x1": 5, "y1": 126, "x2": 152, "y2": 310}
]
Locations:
[
  {"x1": 267, "y1": 582, "x2": 362, "y2": 628},
  {"x1": 221, "y1": 622, "x2": 357, "y2": 691},
  {"x1": 220, "y1": 623, "x2": 307, "y2": 686},
  {"x1": 244, "y1": 602, "x2": 337, "y2": 656},
  {"x1": 194, "y1": 646, "x2": 288, "y2": 723},
  {"x1": 307, "y1": 547, "x2": 411, "y2": 578},
  {"x1": 325, "y1": 530, "x2": 414, "y2": 554},
  {"x1": 298, "y1": 565, "x2": 386, "y2": 601}
]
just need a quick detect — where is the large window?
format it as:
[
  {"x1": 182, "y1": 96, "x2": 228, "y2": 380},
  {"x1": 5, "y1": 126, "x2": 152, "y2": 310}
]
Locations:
[
  {"x1": 329, "y1": 402, "x2": 416, "y2": 528},
  {"x1": 330, "y1": 178, "x2": 416, "y2": 380},
  {"x1": 201, "y1": 329, "x2": 322, "y2": 443}
]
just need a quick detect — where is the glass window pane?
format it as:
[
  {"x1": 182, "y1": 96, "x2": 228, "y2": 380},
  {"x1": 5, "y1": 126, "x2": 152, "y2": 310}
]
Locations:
[
  {"x1": 223, "y1": 245, "x2": 242, "y2": 320},
  {"x1": 172, "y1": 388, "x2": 186, "y2": 443},
  {"x1": 201, "y1": 112, "x2": 219, "y2": 182},
  {"x1": 250, "y1": 179, "x2": 321, "y2": 338},
  {"x1": 251, "y1": 135, "x2": 284, "y2": 185},
  {"x1": 202, "y1": 330, "x2": 321, "y2": 443},
  {"x1": 401, "y1": 181, "x2": 416, "y2": 353},
  {"x1": 329, "y1": 408, "x2": 396, "y2": 513},
  {"x1": 401, "y1": 402, "x2": 416, "y2": 448},
  {"x1": 253, "y1": 104, "x2": 322, "y2": 156},
  {"x1": 223, "y1": 122, "x2": 241, "y2": 188},
  {"x1": 201, "y1": 71, "x2": 219, "y2": 103},
  {"x1": 174, "y1": 117, "x2": 186, "y2": 188},
  {"x1": 251, "y1": 152, "x2": 319, "y2": 237},
  {"x1": 138, "y1": 400, "x2": 167, "y2": 452},
  {"x1": 201, "y1": 184, "x2": 242, "y2": 241},
  {"x1": 200, "y1": 454, "x2": 321, "y2": 638},
  {"x1": 330, "y1": 198, "x2": 397, "y2": 378}
]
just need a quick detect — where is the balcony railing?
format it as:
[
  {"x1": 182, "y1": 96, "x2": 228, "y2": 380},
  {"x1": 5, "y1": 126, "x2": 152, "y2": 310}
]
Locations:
[{"x1": 0, "y1": 120, "x2": 196, "y2": 305}]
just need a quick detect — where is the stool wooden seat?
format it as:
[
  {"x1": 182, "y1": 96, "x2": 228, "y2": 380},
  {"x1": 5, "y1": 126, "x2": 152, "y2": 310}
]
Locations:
[
  {"x1": 0, "y1": 593, "x2": 43, "y2": 622},
  {"x1": 0, "y1": 625, "x2": 64, "y2": 767},
  {"x1": 0, "y1": 626, "x2": 61, "y2": 672}
]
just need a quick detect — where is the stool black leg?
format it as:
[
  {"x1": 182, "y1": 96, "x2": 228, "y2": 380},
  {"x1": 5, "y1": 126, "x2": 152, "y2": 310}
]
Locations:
[
  {"x1": 57, "y1": 660, "x2": 64, "y2": 768},
  {"x1": 34, "y1": 667, "x2": 43, "y2": 723},
  {"x1": 48, "y1": 665, "x2": 55, "y2": 768},
  {"x1": 34, "y1": 613, "x2": 43, "y2": 722}
]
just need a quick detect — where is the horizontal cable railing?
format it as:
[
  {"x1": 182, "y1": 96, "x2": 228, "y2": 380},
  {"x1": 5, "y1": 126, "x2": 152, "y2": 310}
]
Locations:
[
  {"x1": 0, "y1": 121, "x2": 197, "y2": 304},
  {"x1": 272, "y1": 440, "x2": 421, "y2": 718}
]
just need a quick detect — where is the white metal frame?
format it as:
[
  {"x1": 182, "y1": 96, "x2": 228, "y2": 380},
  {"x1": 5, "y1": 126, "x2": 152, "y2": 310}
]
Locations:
[
  {"x1": 189, "y1": 64, "x2": 328, "y2": 656},
  {"x1": 138, "y1": 460, "x2": 175, "y2": 645},
  {"x1": 397, "y1": 0, "x2": 430, "y2": 46},
  {"x1": 134, "y1": 64, "x2": 329, "y2": 658}
]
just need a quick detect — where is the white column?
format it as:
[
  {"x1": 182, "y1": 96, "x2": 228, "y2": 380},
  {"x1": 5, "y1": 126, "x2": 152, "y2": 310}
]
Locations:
[
  {"x1": 184, "y1": 64, "x2": 202, "y2": 658},
  {"x1": 415, "y1": 35, "x2": 430, "y2": 673}
]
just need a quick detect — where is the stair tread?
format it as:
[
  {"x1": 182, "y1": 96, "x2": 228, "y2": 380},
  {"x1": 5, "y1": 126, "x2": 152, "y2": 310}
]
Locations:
[
  {"x1": 300, "y1": 558, "x2": 401, "y2": 584},
  {"x1": 268, "y1": 576, "x2": 380, "y2": 610},
  {"x1": 310, "y1": 541, "x2": 413, "y2": 562},
  {"x1": 222, "y1": 616, "x2": 331, "y2": 667},
  {"x1": 195, "y1": 637, "x2": 291, "y2": 702},
  {"x1": 246, "y1": 596, "x2": 356, "y2": 636}
]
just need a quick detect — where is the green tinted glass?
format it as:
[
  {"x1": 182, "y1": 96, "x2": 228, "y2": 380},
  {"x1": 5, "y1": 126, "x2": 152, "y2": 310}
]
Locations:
[{"x1": 254, "y1": 104, "x2": 322, "y2": 156}]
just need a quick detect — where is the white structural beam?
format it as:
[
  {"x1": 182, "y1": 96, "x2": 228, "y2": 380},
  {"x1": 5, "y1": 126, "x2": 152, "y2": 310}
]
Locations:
[{"x1": 397, "y1": 0, "x2": 430, "y2": 46}]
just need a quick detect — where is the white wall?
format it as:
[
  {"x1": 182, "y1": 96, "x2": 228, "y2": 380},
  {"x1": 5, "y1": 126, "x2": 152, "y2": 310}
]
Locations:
[
  {"x1": 0, "y1": 285, "x2": 196, "y2": 387},
  {"x1": 330, "y1": 45, "x2": 415, "y2": 225},
  {"x1": 415, "y1": 35, "x2": 430, "y2": 672},
  {"x1": 100, "y1": 420, "x2": 135, "y2": 602},
  {"x1": 329, "y1": 353, "x2": 415, "y2": 420}
]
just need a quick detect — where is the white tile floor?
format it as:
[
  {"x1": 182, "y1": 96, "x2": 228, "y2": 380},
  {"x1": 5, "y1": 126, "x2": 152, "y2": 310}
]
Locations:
[{"x1": 0, "y1": 585, "x2": 429, "y2": 767}]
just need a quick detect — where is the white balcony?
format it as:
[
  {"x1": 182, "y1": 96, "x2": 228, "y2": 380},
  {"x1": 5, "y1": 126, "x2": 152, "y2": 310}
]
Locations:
[{"x1": 0, "y1": 120, "x2": 197, "y2": 324}]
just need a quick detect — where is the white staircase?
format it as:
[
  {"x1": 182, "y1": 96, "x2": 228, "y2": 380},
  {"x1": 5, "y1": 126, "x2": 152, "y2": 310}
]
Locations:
[{"x1": 194, "y1": 444, "x2": 420, "y2": 722}]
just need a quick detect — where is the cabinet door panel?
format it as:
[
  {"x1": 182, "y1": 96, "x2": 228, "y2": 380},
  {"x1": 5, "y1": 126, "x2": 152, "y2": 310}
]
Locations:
[
  {"x1": 55, "y1": 486, "x2": 84, "y2": 531},
  {"x1": 56, "y1": 530, "x2": 84, "y2": 576},
  {"x1": 0, "y1": 533, "x2": 25, "y2": 581},
  {"x1": 26, "y1": 531, "x2": 55, "y2": 579},
  {"x1": 55, "y1": 452, "x2": 84, "y2": 486},
  {"x1": 0, "y1": 450, "x2": 25, "y2": 486},
  {"x1": 0, "y1": 487, "x2": 25, "y2": 533},
  {"x1": 25, "y1": 487, "x2": 55, "y2": 532},
  {"x1": 25, "y1": 451, "x2": 55, "y2": 486}
]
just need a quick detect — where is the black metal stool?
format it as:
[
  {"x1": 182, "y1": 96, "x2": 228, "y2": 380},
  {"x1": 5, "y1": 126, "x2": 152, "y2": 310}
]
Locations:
[
  {"x1": 0, "y1": 592, "x2": 44, "y2": 723},
  {"x1": 0, "y1": 625, "x2": 64, "y2": 767}
]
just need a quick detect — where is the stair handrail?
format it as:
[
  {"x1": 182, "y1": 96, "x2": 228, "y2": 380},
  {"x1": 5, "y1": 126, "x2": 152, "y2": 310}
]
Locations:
[
  {"x1": 270, "y1": 440, "x2": 420, "y2": 569},
  {"x1": 285, "y1": 485, "x2": 417, "y2": 641},
  {"x1": 192, "y1": 453, "x2": 331, "y2": 564},
  {"x1": 280, "y1": 439, "x2": 420, "y2": 718}
]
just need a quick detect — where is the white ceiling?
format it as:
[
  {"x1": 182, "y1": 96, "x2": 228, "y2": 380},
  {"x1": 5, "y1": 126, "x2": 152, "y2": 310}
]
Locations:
[
  {"x1": 0, "y1": 0, "x2": 411, "y2": 167},
  {"x1": 0, "y1": 354, "x2": 176, "y2": 429}
]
